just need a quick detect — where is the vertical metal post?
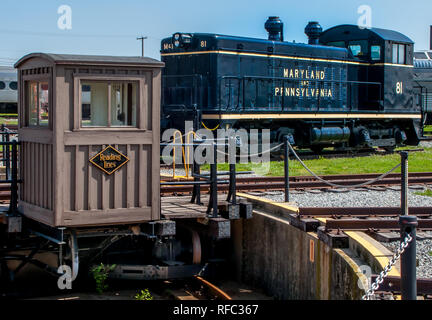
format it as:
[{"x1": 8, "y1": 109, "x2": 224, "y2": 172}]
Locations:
[
  {"x1": 211, "y1": 143, "x2": 218, "y2": 217},
  {"x1": 8, "y1": 141, "x2": 18, "y2": 214},
  {"x1": 227, "y1": 163, "x2": 236, "y2": 205},
  {"x1": 227, "y1": 135, "x2": 236, "y2": 205},
  {"x1": 191, "y1": 141, "x2": 202, "y2": 205},
  {"x1": 284, "y1": 135, "x2": 290, "y2": 202},
  {"x1": 399, "y1": 151, "x2": 417, "y2": 300},
  {"x1": 399, "y1": 215, "x2": 417, "y2": 300},
  {"x1": 5, "y1": 132, "x2": 10, "y2": 181},
  {"x1": 401, "y1": 151, "x2": 408, "y2": 216}
]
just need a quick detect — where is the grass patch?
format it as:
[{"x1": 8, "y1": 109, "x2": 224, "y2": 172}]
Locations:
[
  {"x1": 0, "y1": 117, "x2": 17, "y2": 126},
  {"x1": 424, "y1": 125, "x2": 432, "y2": 136},
  {"x1": 0, "y1": 113, "x2": 18, "y2": 117},
  {"x1": 201, "y1": 147, "x2": 432, "y2": 176},
  {"x1": 414, "y1": 189, "x2": 432, "y2": 197}
]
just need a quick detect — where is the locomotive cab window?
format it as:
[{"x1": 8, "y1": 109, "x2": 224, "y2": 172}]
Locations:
[
  {"x1": 348, "y1": 40, "x2": 368, "y2": 59},
  {"x1": 392, "y1": 43, "x2": 406, "y2": 64},
  {"x1": 81, "y1": 80, "x2": 137, "y2": 128},
  {"x1": 26, "y1": 80, "x2": 49, "y2": 127},
  {"x1": 371, "y1": 45, "x2": 381, "y2": 61}
]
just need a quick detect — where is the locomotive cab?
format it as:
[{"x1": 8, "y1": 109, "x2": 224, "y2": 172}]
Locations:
[
  {"x1": 320, "y1": 25, "x2": 415, "y2": 113},
  {"x1": 320, "y1": 25, "x2": 421, "y2": 147}
]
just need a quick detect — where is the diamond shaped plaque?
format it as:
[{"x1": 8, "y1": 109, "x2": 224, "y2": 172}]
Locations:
[{"x1": 89, "y1": 145, "x2": 129, "y2": 175}]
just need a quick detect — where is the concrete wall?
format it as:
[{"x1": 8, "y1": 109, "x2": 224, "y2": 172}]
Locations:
[{"x1": 231, "y1": 210, "x2": 367, "y2": 300}]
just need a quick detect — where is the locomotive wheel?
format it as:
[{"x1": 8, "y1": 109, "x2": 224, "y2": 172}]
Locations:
[
  {"x1": 310, "y1": 146, "x2": 324, "y2": 154},
  {"x1": 191, "y1": 230, "x2": 202, "y2": 265}
]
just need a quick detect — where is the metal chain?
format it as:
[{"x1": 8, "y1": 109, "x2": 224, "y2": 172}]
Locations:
[
  {"x1": 215, "y1": 142, "x2": 284, "y2": 158},
  {"x1": 361, "y1": 233, "x2": 413, "y2": 300},
  {"x1": 287, "y1": 141, "x2": 401, "y2": 189}
]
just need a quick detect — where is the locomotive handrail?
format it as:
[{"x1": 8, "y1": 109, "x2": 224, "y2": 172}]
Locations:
[
  {"x1": 218, "y1": 75, "x2": 383, "y2": 112},
  {"x1": 221, "y1": 75, "x2": 382, "y2": 85}
]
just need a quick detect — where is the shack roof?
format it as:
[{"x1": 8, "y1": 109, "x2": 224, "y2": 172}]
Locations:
[{"x1": 15, "y1": 53, "x2": 164, "y2": 68}]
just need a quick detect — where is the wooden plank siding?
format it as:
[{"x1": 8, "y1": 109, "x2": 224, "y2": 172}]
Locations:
[
  {"x1": 61, "y1": 143, "x2": 155, "y2": 226},
  {"x1": 16, "y1": 54, "x2": 163, "y2": 228},
  {"x1": 19, "y1": 141, "x2": 53, "y2": 210}
]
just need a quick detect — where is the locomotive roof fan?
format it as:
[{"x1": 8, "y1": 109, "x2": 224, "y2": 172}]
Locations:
[
  {"x1": 304, "y1": 21, "x2": 323, "y2": 45},
  {"x1": 265, "y1": 16, "x2": 284, "y2": 41}
]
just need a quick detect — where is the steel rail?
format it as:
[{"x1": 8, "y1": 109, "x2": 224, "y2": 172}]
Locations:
[
  {"x1": 160, "y1": 172, "x2": 432, "y2": 194},
  {"x1": 324, "y1": 218, "x2": 432, "y2": 231},
  {"x1": 193, "y1": 276, "x2": 232, "y2": 300},
  {"x1": 370, "y1": 275, "x2": 432, "y2": 296},
  {"x1": 299, "y1": 207, "x2": 432, "y2": 217}
]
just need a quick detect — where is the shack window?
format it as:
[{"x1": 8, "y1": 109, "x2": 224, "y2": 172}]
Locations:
[
  {"x1": 26, "y1": 81, "x2": 49, "y2": 127},
  {"x1": 81, "y1": 80, "x2": 137, "y2": 128}
]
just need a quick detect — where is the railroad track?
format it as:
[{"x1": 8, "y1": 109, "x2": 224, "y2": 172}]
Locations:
[
  {"x1": 160, "y1": 172, "x2": 432, "y2": 195},
  {"x1": 166, "y1": 276, "x2": 232, "y2": 300}
]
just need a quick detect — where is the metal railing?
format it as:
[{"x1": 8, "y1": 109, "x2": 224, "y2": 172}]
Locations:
[
  {"x1": 0, "y1": 125, "x2": 20, "y2": 215},
  {"x1": 219, "y1": 75, "x2": 383, "y2": 112},
  {"x1": 160, "y1": 137, "x2": 247, "y2": 218}
]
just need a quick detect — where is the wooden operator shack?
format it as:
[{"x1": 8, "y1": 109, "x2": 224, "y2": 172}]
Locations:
[{"x1": 14, "y1": 53, "x2": 163, "y2": 227}]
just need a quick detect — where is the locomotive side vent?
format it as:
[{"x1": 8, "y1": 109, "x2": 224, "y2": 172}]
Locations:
[{"x1": 265, "y1": 16, "x2": 284, "y2": 41}]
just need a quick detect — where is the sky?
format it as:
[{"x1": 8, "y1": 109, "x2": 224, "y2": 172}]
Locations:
[{"x1": 0, "y1": 0, "x2": 431, "y2": 66}]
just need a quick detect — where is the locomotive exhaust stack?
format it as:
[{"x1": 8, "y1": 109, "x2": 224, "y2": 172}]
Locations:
[
  {"x1": 265, "y1": 16, "x2": 284, "y2": 41},
  {"x1": 305, "y1": 21, "x2": 323, "y2": 45}
]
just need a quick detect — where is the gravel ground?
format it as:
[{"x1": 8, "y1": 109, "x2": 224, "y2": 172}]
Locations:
[
  {"x1": 419, "y1": 140, "x2": 432, "y2": 148},
  {"x1": 381, "y1": 238, "x2": 432, "y2": 279},
  {"x1": 257, "y1": 187, "x2": 432, "y2": 208}
]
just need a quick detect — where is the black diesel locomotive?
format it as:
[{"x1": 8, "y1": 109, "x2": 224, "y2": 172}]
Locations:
[{"x1": 160, "y1": 17, "x2": 421, "y2": 152}]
